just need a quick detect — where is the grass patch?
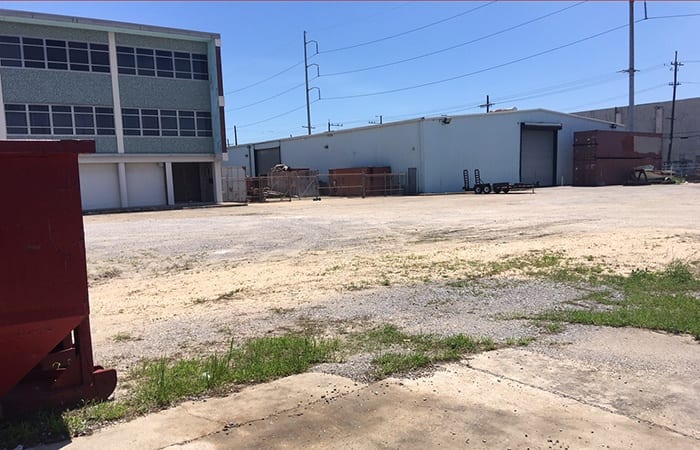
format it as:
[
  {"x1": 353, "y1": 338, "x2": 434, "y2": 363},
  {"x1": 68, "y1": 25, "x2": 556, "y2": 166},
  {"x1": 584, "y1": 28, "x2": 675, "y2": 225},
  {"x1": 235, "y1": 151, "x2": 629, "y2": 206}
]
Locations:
[
  {"x1": 349, "y1": 325, "x2": 499, "y2": 378},
  {"x1": 535, "y1": 262, "x2": 700, "y2": 339},
  {"x1": 131, "y1": 335, "x2": 338, "y2": 410},
  {"x1": 112, "y1": 332, "x2": 142, "y2": 343},
  {"x1": 0, "y1": 335, "x2": 338, "y2": 449}
]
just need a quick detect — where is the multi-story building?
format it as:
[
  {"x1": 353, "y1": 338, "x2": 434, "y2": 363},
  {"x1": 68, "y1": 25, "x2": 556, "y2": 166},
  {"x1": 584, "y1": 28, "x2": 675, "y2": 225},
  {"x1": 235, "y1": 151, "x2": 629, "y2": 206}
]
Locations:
[{"x1": 0, "y1": 9, "x2": 226, "y2": 210}]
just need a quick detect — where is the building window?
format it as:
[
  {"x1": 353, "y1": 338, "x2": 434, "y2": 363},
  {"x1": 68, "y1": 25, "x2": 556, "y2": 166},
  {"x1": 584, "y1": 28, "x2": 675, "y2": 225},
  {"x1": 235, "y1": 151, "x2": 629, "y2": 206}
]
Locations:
[
  {"x1": 178, "y1": 111, "x2": 196, "y2": 136},
  {"x1": 6, "y1": 103, "x2": 116, "y2": 136},
  {"x1": 174, "y1": 51, "x2": 191, "y2": 79},
  {"x1": 136, "y1": 47, "x2": 155, "y2": 77},
  {"x1": 28, "y1": 105, "x2": 51, "y2": 134},
  {"x1": 117, "y1": 46, "x2": 136, "y2": 75},
  {"x1": 51, "y1": 105, "x2": 73, "y2": 134},
  {"x1": 90, "y1": 43, "x2": 110, "y2": 73},
  {"x1": 23, "y1": 37, "x2": 46, "y2": 69},
  {"x1": 196, "y1": 111, "x2": 212, "y2": 136},
  {"x1": 122, "y1": 108, "x2": 141, "y2": 135},
  {"x1": 155, "y1": 50, "x2": 174, "y2": 78},
  {"x1": 0, "y1": 35, "x2": 21, "y2": 67},
  {"x1": 5, "y1": 104, "x2": 28, "y2": 134},
  {"x1": 46, "y1": 39, "x2": 68, "y2": 70},
  {"x1": 0, "y1": 35, "x2": 110, "y2": 73},
  {"x1": 95, "y1": 107, "x2": 115, "y2": 135},
  {"x1": 160, "y1": 110, "x2": 178, "y2": 136},
  {"x1": 191, "y1": 54, "x2": 208, "y2": 80},
  {"x1": 68, "y1": 41, "x2": 90, "y2": 72},
  {"x1": 141, "y1": 109, "x2": 159, "y2": 136},
  {"x1": 74, "y1": 106, "x2": 95, "y2": 134}
]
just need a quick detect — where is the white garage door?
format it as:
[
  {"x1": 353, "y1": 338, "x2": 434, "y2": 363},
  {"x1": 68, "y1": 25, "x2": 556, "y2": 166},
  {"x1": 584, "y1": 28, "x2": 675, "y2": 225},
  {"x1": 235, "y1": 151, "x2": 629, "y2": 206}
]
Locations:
[
  {"x1": 126, "y1": 163, "x2": 167, "y2": 207},
  {"x1": 79, "y1": 163, "x2": 120, "y2": 210},
  {"x1": 521, "y1": 128, "x2": 556, "y2": 186}
]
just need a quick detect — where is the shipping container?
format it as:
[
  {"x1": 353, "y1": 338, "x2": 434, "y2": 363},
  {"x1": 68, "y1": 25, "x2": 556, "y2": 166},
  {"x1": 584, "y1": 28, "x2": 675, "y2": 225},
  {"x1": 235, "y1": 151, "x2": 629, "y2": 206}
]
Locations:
[{"x1": 573, "y1": 131, "x2": 663, "y2": 186}]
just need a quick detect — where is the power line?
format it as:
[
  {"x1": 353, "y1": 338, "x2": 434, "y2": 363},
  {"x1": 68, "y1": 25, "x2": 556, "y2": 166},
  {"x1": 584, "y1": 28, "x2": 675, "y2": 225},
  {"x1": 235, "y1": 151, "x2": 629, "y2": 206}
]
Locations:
[
  {"x1": 321, "y1": 1, "x2": 586, "y2": 77},
  {"x1": 323, "y1": 21, "x2": 633, "y2": 101},
  {"x1": 225, "y1": 60, "x2": 304, "y2": 95},
  {"x1": 565, "y1": 83, "x2": 668, "y2": 111},
  {"x1": 331, "y1": 64, "x2": 667, "y2": 127},
  {"x1": 228, "y1": 82, "x2": 306, "y2": 111},
  {"x1": 237, "y1": 100, "x2": 318, "y2": 128},
  {"x1": 645, "y1": 12, "x2": 700, "y2": 20},
  {"x1": 310, "y1": 2, "x2": 410, "y2": 33},
  {"x1": 320, "y1": 1, "x2": 496, "y2": 55}
]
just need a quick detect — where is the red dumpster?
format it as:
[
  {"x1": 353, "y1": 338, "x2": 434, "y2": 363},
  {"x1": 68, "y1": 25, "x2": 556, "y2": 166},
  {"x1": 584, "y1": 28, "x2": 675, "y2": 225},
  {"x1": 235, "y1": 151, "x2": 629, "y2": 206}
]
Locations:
[{"x1": 0, "y1": 140, "x2": 116, "y2": 417}]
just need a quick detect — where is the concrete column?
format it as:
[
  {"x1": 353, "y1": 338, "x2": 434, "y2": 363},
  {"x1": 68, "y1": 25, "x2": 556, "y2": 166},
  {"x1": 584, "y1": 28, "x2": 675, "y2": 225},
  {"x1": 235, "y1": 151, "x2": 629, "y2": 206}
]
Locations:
[
  {"x1": 165, "y1": 162, "x2": 175, "y2": 205},
  {"x1": 0, "y1": 73, "x2": 6, "y2": 140},
  {"x1": 213, "y1": 160, "x2": 223, "y2": 203},
  {"x1": 655, "y1": 107, "x2": 664, "y2": 134},
  {"x1": 108, "y1": 32, "x2": 125, "y2": 154},
  {"x1": 118, "y1": 162, "x2": 128, "y2": 208}
]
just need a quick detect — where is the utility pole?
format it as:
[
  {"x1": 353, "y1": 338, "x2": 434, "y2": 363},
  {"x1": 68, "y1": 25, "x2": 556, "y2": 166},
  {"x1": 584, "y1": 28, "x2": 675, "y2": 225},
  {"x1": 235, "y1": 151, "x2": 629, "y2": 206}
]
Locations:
[
  {"x1": 667, "y1": 50, "x2": 682, "y2": 164},
  {"x1": 303, "y1": 31, "x2": 318, "y2": 135},
  {"x1": 327, "y1": 120, "x2": 343, "y2": 132},
  {"x1": 479, "y1": 95, "x2": 494, "y2": 113},
  {"x1": 627, "y1": 0, "x2": 636, "y2": 131},
  {"x1": 233, "y1": 125, "x2": 238, "y2": 146},
  {"x1": 369, "y1": 115, "x2": 383, "y2": 125}
]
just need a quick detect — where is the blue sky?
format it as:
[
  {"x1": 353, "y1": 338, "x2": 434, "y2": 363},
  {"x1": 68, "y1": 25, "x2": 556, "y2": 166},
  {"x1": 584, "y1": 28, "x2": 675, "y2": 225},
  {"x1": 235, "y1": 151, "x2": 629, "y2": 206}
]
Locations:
[{"x1": 4, "y1": 1, "x2": 700, "y2": 144}]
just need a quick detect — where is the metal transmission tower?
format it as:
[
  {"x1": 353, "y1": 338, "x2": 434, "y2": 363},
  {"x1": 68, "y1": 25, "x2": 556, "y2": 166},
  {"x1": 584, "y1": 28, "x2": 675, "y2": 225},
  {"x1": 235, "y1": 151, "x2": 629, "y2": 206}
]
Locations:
[
  {"x1": 667, "y1": 51, "x2": 683, "y2": 164},
  {"x1": 303, "y1": 31, "x2": 319, "y2": 135}
]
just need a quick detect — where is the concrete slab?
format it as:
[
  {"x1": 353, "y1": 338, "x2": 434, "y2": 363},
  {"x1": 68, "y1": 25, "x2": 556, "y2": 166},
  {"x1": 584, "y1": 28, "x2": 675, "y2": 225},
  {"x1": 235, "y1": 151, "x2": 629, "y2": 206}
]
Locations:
[
  {"x1": 185, "y1": 365, "x2": 697, "y2": 449},
  {"x1": 48, "y1": 373, "x2": 364, "y2": 450},
  {"x1": 468, "y1": 328, "x2": 700, "y2": 439}
]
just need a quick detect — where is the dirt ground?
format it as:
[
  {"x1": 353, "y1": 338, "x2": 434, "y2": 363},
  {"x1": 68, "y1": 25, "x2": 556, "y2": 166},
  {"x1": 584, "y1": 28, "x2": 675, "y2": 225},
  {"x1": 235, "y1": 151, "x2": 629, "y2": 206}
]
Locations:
[{"x1": 61, "y1": 184, "x2": 700, "y2": 449}]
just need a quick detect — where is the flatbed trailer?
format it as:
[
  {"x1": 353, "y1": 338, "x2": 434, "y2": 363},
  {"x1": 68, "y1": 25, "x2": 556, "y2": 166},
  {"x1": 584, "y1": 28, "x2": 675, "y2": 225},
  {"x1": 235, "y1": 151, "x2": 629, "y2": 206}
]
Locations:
[{"x1": 463, "y1": 169, "x2": 535, "y2": 194}]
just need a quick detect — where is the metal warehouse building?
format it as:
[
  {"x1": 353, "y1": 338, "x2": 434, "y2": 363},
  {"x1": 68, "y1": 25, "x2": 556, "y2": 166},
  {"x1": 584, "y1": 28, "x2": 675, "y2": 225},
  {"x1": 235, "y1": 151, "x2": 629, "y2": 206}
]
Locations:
[
  {"x1": 0, "y1": 9, "x2": 226, "y2": 210},
  {"x1": 226, "y1": 109, "x2": 617, "y2": 193}
]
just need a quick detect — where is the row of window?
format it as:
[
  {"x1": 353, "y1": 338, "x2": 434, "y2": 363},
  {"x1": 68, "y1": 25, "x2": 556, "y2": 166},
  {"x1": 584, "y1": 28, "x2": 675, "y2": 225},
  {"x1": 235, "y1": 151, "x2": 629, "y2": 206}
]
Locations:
[
  {"x1": 117, "y1": 46, "x2": 208, "y2": 80},
  {"x1": 5, "y1": 104, "x2": 212, "y2": 137},
  {"x1": 0, "y1": 35, "x2": 209, "y2": 80}
]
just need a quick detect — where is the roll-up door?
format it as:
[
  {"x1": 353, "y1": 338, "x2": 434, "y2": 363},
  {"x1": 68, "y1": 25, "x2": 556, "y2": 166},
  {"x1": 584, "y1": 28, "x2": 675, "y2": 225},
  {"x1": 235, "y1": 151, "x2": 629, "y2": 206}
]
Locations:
[
  {"x1": 125, "y1": 163, "x2": 166, "y2": 207},
  {"x1": 79, "y1": 163, "x2": 120, "y2": 210}
]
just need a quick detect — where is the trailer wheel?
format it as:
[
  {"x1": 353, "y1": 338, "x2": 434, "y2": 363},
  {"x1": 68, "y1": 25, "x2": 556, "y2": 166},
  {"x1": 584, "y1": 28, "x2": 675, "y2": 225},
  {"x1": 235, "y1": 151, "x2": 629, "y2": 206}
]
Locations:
[
  {"x1": 483, "y1": 185, "x2": 491, "y2": 194},
  {"x1": 474, "y1": 185, "x2": 482, "y2": 194},
  {"x1": 503, "y1": 187, "x2": 510, "y2": 194}
]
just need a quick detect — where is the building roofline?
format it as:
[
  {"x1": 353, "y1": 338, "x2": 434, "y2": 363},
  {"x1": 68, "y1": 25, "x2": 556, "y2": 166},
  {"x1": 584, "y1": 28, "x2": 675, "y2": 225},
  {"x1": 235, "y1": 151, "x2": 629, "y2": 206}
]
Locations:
[
  {"x1": 0, "y1": 8, "x2": 220, "y2": 41},
  {"x1": 232, "y1": 108, "x2": 620, "y2": 149}
]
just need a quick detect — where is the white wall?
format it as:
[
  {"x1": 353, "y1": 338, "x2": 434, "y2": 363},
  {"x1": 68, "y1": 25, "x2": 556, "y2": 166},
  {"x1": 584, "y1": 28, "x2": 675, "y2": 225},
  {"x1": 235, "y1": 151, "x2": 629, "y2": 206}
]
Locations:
[
  {"x1": 281, "y1": 122, "x2": 422, "y2": 177},
  {"x1": 125, "y1": 163, "x2": 167, "y2": 207},
  {"x1": 421, "y1": 114, "x2": 521, "y2": 192},
  {"x1": 79, "y1": 163, "x2": 121, "y2": 210}
]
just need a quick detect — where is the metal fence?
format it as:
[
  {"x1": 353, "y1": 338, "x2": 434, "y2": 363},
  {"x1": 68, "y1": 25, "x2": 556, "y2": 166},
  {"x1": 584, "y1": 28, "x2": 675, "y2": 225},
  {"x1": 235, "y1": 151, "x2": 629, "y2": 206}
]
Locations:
[
  {"x1": 662, "y1": 161, "x2": 700, "y2": 180},
  {"x1": 246, "y1": 171, "x2": 407, "y2": 202}
]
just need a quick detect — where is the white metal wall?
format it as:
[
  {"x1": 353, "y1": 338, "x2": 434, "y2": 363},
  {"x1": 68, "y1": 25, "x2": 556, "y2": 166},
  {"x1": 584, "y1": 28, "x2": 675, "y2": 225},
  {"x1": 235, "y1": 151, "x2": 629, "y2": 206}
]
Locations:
[
  {"x1": 420, "y1": 114, "x2": 521, "y2": 192},
  {"x1": 79, "y1": 163, "x2": 121, "y2": 210},
  {"x1": 125, "y1": 163, "x2": 167, "y2": 207}
]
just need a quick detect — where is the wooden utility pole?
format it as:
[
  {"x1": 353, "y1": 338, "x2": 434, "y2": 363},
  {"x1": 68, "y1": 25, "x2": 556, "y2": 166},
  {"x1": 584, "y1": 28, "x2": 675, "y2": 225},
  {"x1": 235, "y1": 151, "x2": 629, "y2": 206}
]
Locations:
[
  {"x1": 667, "y1": 50, "x2": 682, "y2": 164},
  {"x1": 479, "y1": 95, "x2": 494, "y2": 113}
]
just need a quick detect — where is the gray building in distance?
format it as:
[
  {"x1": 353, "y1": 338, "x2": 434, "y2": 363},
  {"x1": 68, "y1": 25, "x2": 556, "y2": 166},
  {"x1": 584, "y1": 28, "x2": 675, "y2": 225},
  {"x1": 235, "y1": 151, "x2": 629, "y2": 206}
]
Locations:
[
  {"x1": 576, "y1": 97, "x2": 700, "y2": 167},
  {"x1": 0, "y1": 9, "x2": 227, "y2": 210}
]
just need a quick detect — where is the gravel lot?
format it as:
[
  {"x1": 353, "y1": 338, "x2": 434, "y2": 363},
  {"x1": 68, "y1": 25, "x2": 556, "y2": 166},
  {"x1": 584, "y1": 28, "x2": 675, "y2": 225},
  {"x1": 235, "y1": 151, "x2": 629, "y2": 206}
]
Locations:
[{"x1": 82, "y1": 184, "x2": 700, "y2": 380}]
